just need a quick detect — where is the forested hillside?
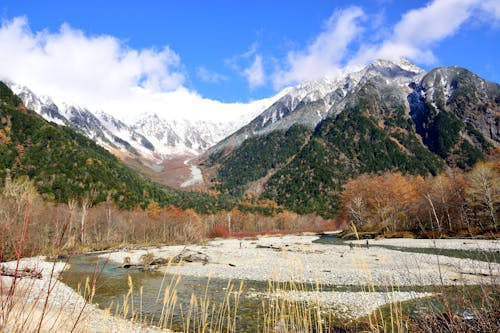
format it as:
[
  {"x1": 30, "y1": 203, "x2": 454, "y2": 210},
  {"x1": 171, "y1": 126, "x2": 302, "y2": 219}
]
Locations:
[
  {"x1": 0, "y1": 82, "x2": 171, "y2": 208},
  {"x1": 0, "y1": 81, "x2": 292, "y2": 216},
  {"x1": 208, "y1": 65, "x2": 499, "y2": 218}
]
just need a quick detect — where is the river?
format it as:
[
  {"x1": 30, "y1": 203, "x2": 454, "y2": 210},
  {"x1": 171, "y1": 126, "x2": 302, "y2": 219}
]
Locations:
[{"x1": 61, "y1": 235, "x2": 498, "y2": 331}]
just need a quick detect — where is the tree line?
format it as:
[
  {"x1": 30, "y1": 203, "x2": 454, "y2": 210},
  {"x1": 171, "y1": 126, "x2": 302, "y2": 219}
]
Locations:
[
  {"x1": 340, "y1": 153, "x2": 499, "y2": 237},
  {"x1": 0, "y1": 175, "x2": 337, "y2": 261}
]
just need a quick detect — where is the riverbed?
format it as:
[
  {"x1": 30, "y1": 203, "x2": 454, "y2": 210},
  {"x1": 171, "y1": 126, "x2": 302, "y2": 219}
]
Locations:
[{"x1": 58, "y1": 235, "x2": 499, "y2": 331}]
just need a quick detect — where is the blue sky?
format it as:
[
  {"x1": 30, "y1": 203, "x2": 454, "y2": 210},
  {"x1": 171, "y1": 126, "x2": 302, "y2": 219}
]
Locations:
[{"x1": 0, "y1": 0, "x2": 499, "y2": 119}]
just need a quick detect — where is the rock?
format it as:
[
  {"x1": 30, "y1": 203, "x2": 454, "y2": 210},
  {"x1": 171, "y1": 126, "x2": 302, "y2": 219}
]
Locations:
[
  {"x1": 172, "y1": 248, "x2": 209, "y2": 265},
  {"x1": 150, "y1": 257, "x2": 170, "y2": 265}
]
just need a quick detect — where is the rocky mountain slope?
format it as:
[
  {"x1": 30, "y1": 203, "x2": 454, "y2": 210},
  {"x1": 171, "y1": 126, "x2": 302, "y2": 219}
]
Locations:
[
  {"x1": 204, "y1": 60, "x2": 499, "y2": 217},
  {"x1": 7, "y1": 82, "x2": 272, "y2": 163},
  {"x1": 206, "y1": 59, "x2": 425, "y2": 157},
  {"x1": 0, "y1": 82, "x2": 169, "y2": 208},
  {"x1": 9, "y1": 82, "x2": 157, "y2": 159}
]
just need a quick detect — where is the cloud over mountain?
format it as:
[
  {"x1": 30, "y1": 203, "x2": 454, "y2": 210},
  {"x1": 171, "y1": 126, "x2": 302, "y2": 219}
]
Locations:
[
  {"x1": 272, "y1": 0, "x2": 500, "y2": 88},
  {"x1": 0, "y1": 17, "x2": 267, "y2": 121}
]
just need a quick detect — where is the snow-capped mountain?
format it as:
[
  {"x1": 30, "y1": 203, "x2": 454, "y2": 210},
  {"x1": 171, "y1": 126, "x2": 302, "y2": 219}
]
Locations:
[
  {"x1": 207, "y1": 58, "x2": 425, "y2": 155},
  {"x1": 8, "y1": 82, "x2": 157, "y2": 159},
  {"x1": 7, "y1": 82, "x2": 274, "y2": 162},
  {"x1": 130, "y1": 113, "x2": 253, "y2": 155},
  {"x1": 7, "y1": 58, "x2": 427, "y2": 163}
]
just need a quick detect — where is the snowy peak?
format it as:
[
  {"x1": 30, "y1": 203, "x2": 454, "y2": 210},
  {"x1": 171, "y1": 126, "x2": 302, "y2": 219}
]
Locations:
[
  {"x1": 6, "y1": 81, "x2": 158, "y2": 160},
  {"x1": 9, "y1": 82, "x2": 67, "y2": 125},
  {"x1": 130, "y1": 112, "x2": 249, "y2": 156},
  {"x1": 368, "y1": 58, "x2": 424, "y2": 76},
  {"x1": 206, "y1": 58, "x2": 426, "y2": 156}
]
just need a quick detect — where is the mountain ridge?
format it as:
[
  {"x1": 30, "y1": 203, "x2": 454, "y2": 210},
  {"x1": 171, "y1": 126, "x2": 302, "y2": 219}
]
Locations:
[
  {"x1": 4, "y1": 59, "x2": 499, "y2": 212},
  {"x1": 204, "y1": 60, "x2": 499, "y2": 217}
]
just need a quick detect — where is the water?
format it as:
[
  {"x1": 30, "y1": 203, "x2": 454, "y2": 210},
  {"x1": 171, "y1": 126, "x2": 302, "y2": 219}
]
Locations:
[
  {"x1": 61, "y1": 237, "x2": 498, "y2": 331},
  {"x1": 314, "y1": 234, "x2": 500, "y2": 263},
  {"x1": 62, "y1": 255, "x2": 293, "y2": 332}
]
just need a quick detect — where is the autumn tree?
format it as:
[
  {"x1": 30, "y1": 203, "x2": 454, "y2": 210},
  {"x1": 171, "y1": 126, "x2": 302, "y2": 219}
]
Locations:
[
  {"x1": 420, "y1": 172, "x2": 467, "y2": 233},
  {"x1": 465, "y1": 162, "x2": 499, "y2": 228},
  {"x1": 342, "y1": 173, "x2": 422, "y2": 232}
]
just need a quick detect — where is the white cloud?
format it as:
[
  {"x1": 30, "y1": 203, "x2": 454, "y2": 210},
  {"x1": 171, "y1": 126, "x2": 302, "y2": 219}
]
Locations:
[
  {"x1": 0, "y1": 16, "x2": 269, "y2": 122},
  {"x1": 0, "y1": 17, "x2": 185, "y2": 106},
  {"x1": 356, "y1": 0, "x2": 479, "y2": 64},
  {"x1": 481, "y1": 0, "x2": 500, "y2": 22},
  {"x1": 272, "y1": 6, "x2": 365, "y2": 88},
  {"x1": 225, "y1": 42, "x2": 267, "y2": 88},
  {"x1": 351, "y1": 0, "x2": 500, "y2": 66},
  {"x1": 243, "y1": 55, "x2": 265, "y2": 88},
  {"x1": 273, "y1": 0, "x2": 500, "y2": 87},
  {"x1": 197, "y1": 66, "x2": 227, "y2": 83}
]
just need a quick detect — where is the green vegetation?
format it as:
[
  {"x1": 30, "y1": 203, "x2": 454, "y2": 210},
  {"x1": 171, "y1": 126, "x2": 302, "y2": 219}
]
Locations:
[
  {"x1": 262, "y1": 106, "x2": 444, "y2": 217},
  {"x1": 0, "y1": 82, "x2": 170, "y2": 208},
  {"x1": 424, "y1": 110, "x2": 463, "y2": 158},
  {"x1": 216, "y1": 124, "x2": 311, "y2": 195}
]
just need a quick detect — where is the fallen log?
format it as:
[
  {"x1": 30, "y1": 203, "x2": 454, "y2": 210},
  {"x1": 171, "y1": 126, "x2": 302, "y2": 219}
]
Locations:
[
  {"x1": 256, "y1": 244, "x2": 282, "y2": 251},
  {"x1": 0, "y1": 265, "x2": 42, "y2": 279}
]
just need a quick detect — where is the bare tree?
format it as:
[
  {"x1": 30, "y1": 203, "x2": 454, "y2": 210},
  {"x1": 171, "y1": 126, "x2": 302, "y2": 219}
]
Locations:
[
  {"x1": 79, "y1": 196, "x2": 92, "y2": 244},
  {"x1": 67, "y1": 199, "x2": 77, "y2": 236},
  {"x1": 466, "y1": 162, "x2": 499, "y2": 228}
]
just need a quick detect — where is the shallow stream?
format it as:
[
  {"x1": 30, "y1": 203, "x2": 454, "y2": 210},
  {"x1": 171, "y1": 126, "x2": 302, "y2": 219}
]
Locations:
[
  {"x1": 61, "y1": 235, "x2": 498, "y2": 331},
  {"x1": 313, "y1": 234, "x2": 500, "y2": 263},
  {"x1": 62, "y1": 255, "x2": 271, "y2": 331}
]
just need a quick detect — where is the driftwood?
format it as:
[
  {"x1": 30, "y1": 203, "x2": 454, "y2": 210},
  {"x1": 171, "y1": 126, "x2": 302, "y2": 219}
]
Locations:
[
  {"x1": 460, "y1": 271, "x2": 493, "y2": 277},
  {"x1": 120, "y1": 248, "x2": 209, "y2": 271},
  {"x1": 256, "y1": 244, "x2": 282, "y2": 251},
  {"x1": 0, "y1": 265, "x2": 42, "y2": 279}
]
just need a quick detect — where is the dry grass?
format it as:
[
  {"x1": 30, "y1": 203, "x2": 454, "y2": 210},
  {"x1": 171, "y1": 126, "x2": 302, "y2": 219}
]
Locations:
[{"x1": 1, "y1": 183, "x2": 498, "y2": 332}]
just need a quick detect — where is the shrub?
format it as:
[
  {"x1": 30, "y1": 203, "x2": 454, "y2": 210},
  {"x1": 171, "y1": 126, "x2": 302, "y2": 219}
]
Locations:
[{"x1": 209, "y1": 224, "x2": 229, "y2": 238}]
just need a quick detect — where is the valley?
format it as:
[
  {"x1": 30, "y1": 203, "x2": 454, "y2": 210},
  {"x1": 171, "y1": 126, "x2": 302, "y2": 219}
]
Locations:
[
  {"x1": 1, "y1": 59, "x2": 499, "y2": 332},
  {"x1": 1, "y1": 1, "x2": 500, "y2": 331}
]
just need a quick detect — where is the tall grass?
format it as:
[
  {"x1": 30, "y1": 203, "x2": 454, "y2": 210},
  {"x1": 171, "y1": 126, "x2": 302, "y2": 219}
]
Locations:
[{"x1": 1, "y1": 187, "x2": 498, "y2": 332}]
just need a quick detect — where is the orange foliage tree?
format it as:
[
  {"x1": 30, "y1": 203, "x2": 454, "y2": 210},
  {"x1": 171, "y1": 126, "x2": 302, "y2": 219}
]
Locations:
[{"x1": 342, "y1": 173, "x2": 423, "y2": 232}]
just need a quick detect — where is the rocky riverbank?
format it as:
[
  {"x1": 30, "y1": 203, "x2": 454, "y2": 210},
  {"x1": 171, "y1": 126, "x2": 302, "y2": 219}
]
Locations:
[
  {"x1": 100, "y1": 235, "x2": 499, "y2": 319},
  {"x1": 3, "y1": 236, "x2": 498, "y2": 331},
  {"x1": 104, "y1": 235, "x2": 499, "y2": 286},
  {"x1": 0, "y1": 257, "x2": 166, "y2": 332}
]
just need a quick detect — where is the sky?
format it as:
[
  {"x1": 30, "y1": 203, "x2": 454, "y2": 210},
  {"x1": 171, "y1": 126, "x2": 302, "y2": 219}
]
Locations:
[{"x1": 0, "y1": 0, "x2": 499, "y2": 120}]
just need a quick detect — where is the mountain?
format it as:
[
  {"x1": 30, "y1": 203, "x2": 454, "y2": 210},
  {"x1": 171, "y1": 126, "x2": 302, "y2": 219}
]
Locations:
[
  {"x1": 204, "y1": 59, "x2": 499, "y2": 217},
  {"x1": 128, "y1": 112, "x2": 258, "y2": 155},
  {"x1": 206, "y1": 59, "x2": 424, "y2": 158},
  {"x1": 8, "y1": 82, "x2": 157, "y2": 160},
  {"x1": 0, "y1": 81, "x2": 260, "y2": 214},
  {"x1": 8, "y1": 82, "x2": 274, "y2": 159},
  {"x1": 6, "y1": 81, "x2": 276, "y2": 188},
  {"x1": 0, "y1": 81, "x2": 169, "y2": 208}
]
